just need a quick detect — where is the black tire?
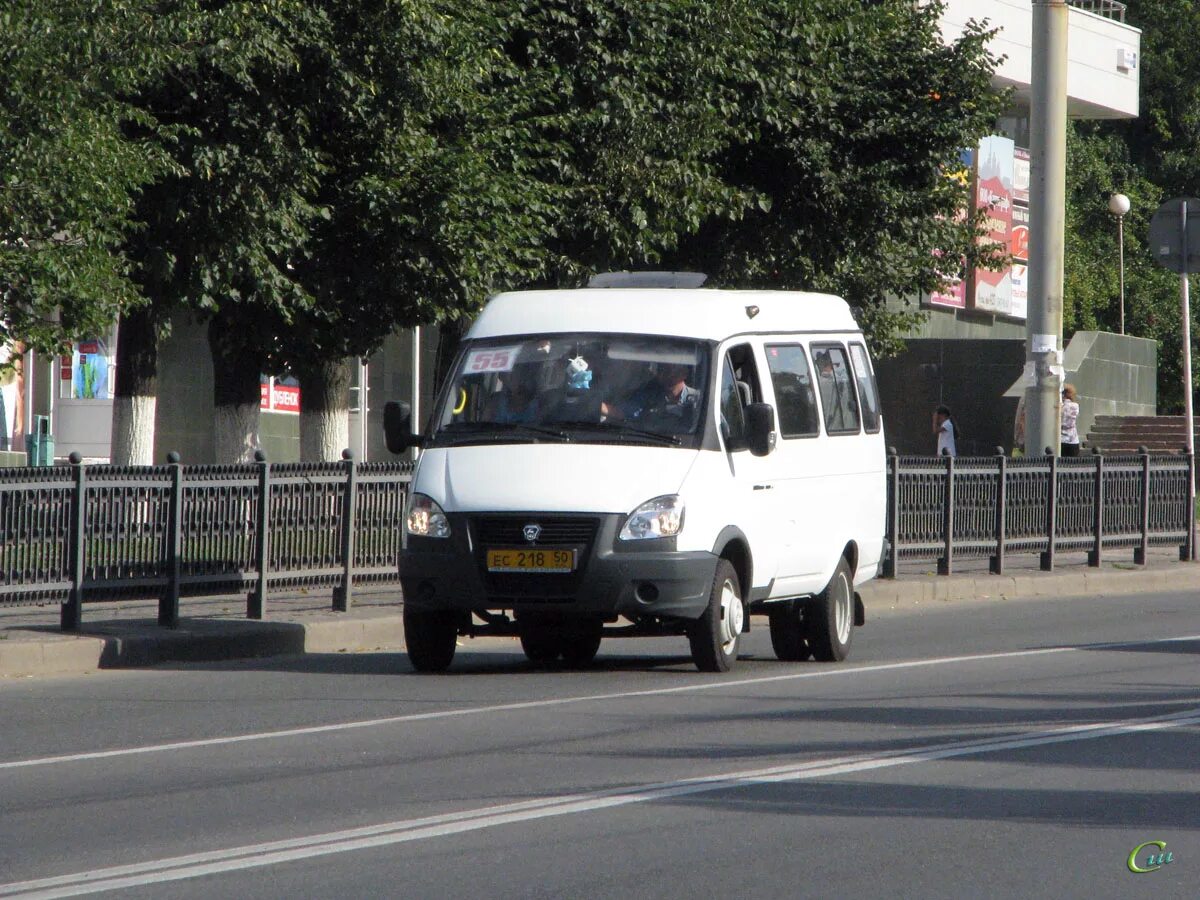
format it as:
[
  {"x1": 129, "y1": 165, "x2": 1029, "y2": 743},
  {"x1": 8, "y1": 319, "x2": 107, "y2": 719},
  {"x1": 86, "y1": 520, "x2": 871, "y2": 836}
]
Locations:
[
  {"x1": 805, "y1": 557, "x2": 854, "y2": 662},
  {"x1": 403, "y1": 605, "x2": 458, "y2": 672},
  {"x1": 768, "y1": 603, "x2": 812, "y2": 662},
  {"x1": 688, "y1": 559, "x2": 743, "y2": 672},
  {"x1": 560, "y1": 629, "x2": 602, "y2": 668},
  {"x1": 520, "y1": 629, "x2": 561, "y2": 664}
]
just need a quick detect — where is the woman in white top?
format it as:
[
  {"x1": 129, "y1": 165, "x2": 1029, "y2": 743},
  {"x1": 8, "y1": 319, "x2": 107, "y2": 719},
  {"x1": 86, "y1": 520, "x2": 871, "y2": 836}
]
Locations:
[
  {"x1": 933, "y1": 405, "x2": 957, "y2": 457},
  {"x1": 1060, "y1": 383, "x2": 1081, "y2": 457}
]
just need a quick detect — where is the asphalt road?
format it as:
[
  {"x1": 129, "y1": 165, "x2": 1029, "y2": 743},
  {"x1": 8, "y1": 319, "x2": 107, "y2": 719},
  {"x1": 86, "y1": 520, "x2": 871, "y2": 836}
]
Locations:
[{"x1": 0, "y1": 591, "x2": 1197, "y2": 899}]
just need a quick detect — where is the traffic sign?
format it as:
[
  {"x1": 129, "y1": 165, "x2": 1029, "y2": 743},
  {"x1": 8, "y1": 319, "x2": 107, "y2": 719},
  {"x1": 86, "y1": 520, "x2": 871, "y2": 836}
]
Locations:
[{"x1": 1148, "y1": 197, "x2": 1200, "y2": 274}]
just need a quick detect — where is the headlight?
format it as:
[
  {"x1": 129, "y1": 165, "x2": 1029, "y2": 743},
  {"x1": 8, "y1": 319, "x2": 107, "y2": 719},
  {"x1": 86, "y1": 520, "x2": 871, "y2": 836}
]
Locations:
[
  {"x1": 406, "y1": 493, "x2": 451, "y2": 538},
  {"x1": 619, "y1": 495, "x2": 684, "y2": 541}
]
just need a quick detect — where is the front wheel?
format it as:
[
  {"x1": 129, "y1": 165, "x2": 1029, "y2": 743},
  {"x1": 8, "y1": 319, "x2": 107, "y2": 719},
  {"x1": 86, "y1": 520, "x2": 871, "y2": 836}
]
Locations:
[
  {"x1": 404, "y1": 605, "x2": 458, "y2": 672},
  {"x1": 688, "y1": 559, "x2": 743, "y2": 672},
  {"x1": 805, "y1": 558, "x2": 854, "y2": 662}
]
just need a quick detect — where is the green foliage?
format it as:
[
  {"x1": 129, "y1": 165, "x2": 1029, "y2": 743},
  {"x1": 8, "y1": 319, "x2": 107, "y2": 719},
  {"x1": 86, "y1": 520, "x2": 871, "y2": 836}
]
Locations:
[
  {"x1": 666, "y1": 0, "x2": 1007, "y2": 356},
  {"x1": 0, "y1": 1, "x2": 184, "y2": 354},
  {"x1": 1064, "y1": 0, "x2": 1200, "y2": 413}
]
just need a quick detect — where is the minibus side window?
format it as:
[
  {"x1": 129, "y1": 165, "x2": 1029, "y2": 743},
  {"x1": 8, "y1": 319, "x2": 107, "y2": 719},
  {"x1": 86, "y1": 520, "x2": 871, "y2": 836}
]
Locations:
[
  {"x1": 810, "y1": 343, "x2": 861, "y2": 435},
  {"x1": 764, "y1": 344, "x2": 820, "y2": 439},
  {"x1": 849, "y1": 342, "x2": 881, "y2": 434}
]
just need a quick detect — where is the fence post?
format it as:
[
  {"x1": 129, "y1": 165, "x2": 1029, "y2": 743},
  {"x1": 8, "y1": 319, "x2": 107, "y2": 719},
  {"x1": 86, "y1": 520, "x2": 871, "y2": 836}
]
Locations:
[
  {"x1": 334, "y1": 449, "x2": 357, "y2": 611},
  {"x1": 990, "y1": 447, "x2": 1006, "y2": 574},
  {"x1": 248, "y1": 450, "x2": 270, "y2": 619},
  {"x1": 1088, "y1": 448, "x2": 1103, "y2": 568},
  {"x1": 61, "y1": 452, "x2": 86, "y2": 632},
  {"x1": 159, "y1": 451, "x2": 183, "y2": 627},
  {"x1": 938, "y1": 450, "x2": 954, "y2": 576},
  {"x1": 883, "y1": 447, "x2": 899, "y2": 578},
  {"x1": 1135, "y1": 446, "x2": 1150, "y2": 565},
  {"x1": 1040, "y1": 448, "x2": 1057, "y2": 571},
  {"x1": 1184, "y1": 445, "x2": 1196, "y2": 562}
]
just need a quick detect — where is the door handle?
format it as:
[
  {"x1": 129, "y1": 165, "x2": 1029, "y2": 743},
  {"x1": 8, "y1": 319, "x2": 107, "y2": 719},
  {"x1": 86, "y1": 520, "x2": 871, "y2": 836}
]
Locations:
[{"x1": 753, "y1": 484, "x2": 773, "y2": 491}]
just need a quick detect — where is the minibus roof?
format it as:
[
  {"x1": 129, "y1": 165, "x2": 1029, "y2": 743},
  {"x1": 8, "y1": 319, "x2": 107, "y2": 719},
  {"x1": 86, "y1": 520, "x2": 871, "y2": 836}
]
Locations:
[{"x1": 468, "y1": 289, "x2": 860, "y2": 342}]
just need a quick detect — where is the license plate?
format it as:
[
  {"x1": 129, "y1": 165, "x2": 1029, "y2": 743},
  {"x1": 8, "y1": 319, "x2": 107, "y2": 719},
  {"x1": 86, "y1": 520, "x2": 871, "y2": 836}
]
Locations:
[{"x1": 486, "y1": 547, "x2": 575, "y2": 573}]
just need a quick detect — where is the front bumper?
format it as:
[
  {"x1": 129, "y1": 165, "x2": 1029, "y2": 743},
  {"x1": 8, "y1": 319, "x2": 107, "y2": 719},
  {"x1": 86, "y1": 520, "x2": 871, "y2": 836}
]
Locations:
[{"x1": 399, "y1": 512, "x2": 717, "y2": 621}]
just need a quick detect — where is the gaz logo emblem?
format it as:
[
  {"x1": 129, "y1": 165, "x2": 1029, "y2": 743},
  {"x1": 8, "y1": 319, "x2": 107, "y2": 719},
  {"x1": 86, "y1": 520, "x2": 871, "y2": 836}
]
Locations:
[{"x1": 523, "y1": 524, "x2": 542, "y2": 543}]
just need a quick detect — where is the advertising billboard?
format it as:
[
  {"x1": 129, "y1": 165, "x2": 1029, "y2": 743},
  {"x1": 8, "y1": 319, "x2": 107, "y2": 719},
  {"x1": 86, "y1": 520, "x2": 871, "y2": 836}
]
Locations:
[{"x1": 969, "y1": 135, "x2": 1015, "y2": 317}]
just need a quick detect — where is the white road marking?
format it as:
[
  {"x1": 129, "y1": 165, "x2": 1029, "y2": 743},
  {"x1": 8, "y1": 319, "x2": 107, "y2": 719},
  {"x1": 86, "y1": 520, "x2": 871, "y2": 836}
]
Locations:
[
  {"x1": 2, "y1": 635, "x2": 1198, "y2": 773},
  {"x1": 2, "y1": 705, "x2": 1198, "y2": 898}
]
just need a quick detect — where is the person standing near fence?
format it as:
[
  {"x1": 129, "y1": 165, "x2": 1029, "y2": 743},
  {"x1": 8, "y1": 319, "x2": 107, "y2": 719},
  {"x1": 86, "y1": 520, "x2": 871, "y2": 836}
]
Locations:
[
  {"x1": 933, "y1": 405, "x2": 958, "y2": 457},
  {"x1": 1060, "y1": 383, "x2": 1081, "y2": 457}
]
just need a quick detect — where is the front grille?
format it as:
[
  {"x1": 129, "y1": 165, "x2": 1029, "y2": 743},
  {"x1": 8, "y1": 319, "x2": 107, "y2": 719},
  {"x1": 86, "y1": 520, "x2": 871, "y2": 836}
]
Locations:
[
  {"x1": 471, "y1": 514, "x2": 601, "y2": 601},
  {"x1": 474, "y1": 516, "x2": 599, "y2": 546}
]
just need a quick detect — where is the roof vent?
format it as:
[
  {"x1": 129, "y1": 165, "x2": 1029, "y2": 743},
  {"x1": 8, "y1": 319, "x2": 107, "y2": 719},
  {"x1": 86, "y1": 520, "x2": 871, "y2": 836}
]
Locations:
[{"x1": 587, "y1": 271, "x2": 708, "y2": 289}]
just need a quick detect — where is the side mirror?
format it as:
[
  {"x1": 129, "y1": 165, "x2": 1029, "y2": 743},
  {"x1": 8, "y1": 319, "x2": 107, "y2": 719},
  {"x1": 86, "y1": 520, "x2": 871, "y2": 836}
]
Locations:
[
  {"x1": 383, "y1": 401, "x2": 424, "y2": 453},
  {"x1": 745, "y1": 403, "x2": 776, "y2": 457}
]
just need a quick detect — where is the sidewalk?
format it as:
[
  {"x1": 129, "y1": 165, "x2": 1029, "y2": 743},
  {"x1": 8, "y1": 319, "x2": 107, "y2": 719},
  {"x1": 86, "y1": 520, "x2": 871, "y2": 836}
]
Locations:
[{"x1": 1, "y1": 550, "x2": 1197, "y2": 678}]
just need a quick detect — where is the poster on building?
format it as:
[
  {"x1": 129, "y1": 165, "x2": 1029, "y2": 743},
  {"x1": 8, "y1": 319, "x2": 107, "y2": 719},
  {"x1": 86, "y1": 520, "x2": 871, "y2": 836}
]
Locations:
[
  {"x1": 60, "y1": 339, "x2": 113, "y2": 400},
  {"x1": 1010, "y1": 198, "x2": 1030, "y2": 320},
  {"x1": 969, "y1": 135, "x2": 1016, "y2": 317},
  {"x1": 0, "y1": 342, "x2": 25, "y2": 451},
  {"x1": 260, "y1": 375, "x2": 301, "y2": 414},
  {"x1": 1013, "y1": 147, "x2": 1031, "y2": 204}
]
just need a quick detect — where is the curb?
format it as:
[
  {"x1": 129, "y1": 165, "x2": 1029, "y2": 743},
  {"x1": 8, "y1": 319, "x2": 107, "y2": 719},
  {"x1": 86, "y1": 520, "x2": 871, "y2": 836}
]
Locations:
[
  {"x1": 860, "y1": 564, "x2": 1200, "y2": 616},
  {"x1": 0, "y1": 614, "x2": 407, "y2": 679},
  {"x1": 2, "y1": 564, "x2": 1197, "y2": 678}
]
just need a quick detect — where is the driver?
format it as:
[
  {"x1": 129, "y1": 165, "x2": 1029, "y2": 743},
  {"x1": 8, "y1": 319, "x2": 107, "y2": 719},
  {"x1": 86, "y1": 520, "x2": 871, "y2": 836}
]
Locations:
[{"x1": 603, "y1": 363, "x2": 698, "y2": 423}]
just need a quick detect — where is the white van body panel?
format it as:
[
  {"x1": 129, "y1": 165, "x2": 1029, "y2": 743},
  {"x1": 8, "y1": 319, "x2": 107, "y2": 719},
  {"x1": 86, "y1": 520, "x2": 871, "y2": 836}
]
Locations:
[
  {"x1": 415, "y1": 444, "x2": 699, "y2": 517},
  {"x1": 398, "y1": 285, "x2": 886, "y2": 657},
  {"x1": 468, "y1": 289, "x2": 859, "y2": 342}
]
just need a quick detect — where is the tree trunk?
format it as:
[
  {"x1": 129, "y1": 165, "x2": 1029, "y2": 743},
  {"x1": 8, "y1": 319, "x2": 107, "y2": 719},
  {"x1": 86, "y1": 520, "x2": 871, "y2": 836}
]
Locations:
[
  {"x1": 208, "y1": 315, "x2": 263, "y2": 463},
  {"x1": 298, "y1": 358, "x2": 351, "y2": 462},
  {"x1": 110, "y1": 307, "x2": 159, "y2": 466}
]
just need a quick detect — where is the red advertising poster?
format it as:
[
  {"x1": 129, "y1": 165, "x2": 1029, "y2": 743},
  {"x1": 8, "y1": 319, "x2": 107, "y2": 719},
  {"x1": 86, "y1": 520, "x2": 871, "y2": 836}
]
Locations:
[
  {"x1": 260, "y1": 376, "x2": 301, "y2": 414},
  {"x1": 969, "y1": 135, "x2": 1016, "y2": 317}
]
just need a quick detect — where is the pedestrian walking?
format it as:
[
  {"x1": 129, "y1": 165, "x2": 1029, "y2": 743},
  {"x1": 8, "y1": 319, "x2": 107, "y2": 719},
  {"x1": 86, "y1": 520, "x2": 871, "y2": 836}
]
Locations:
[
  {"x1": 1060, "y1": 383, "x2": 1081, "y2": 457},
  {"x1": 933, "y1": 404, "x2": 958, "y2": 457}
]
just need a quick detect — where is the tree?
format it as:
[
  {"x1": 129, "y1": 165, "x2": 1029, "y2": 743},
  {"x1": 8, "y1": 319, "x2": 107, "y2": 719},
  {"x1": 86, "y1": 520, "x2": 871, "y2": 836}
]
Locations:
[
  {"x1": 666, "y1": 0, "x2": 1008, "y2": 357},
  {"x1": 0, "y1": 1, "x2": 177, "y2": 356},
  {"x1": 1063, "y1": 0, "x2": 1200, "y2": 413}
]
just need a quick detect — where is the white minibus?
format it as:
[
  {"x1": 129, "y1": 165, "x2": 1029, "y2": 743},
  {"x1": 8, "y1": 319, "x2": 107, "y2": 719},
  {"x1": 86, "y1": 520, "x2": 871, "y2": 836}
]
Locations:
[{"x1": 390, "y1": 274, "x2": 886, "y2": 672}]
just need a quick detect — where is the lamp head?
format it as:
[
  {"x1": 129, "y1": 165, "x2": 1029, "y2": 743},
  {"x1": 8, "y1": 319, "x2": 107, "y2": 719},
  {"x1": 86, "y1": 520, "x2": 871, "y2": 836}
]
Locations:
[{"x1": 1108, "y1": 193, "x2": 1131, "y2": 217}]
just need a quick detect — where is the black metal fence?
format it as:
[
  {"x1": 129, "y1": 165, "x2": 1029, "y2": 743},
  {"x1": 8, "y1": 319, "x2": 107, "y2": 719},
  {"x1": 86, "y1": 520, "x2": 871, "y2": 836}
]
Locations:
[
  {"x1": 885, "y1": 449, "x2": 1195, "y2": 577},
  {"x1": 1, "y1": 448, "x2": 1193, "y2": 631},
  {"x1": 0, "y1": 452, "x2": 413, "y2": 630}
]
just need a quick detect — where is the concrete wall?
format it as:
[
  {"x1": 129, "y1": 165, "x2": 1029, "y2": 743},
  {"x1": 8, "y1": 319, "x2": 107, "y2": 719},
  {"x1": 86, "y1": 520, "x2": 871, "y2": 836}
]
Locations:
[
  {"x1": 156, "y1": 313, "x2": 440, "y2": 465},
  {"x1": 876, "y1": 338, "x2": 1027, "y2": 456},
  {"x1": 878, "y1": 331, "x2": 1157, "y2": 457},
  {"x1": 939, "y1": 0, "x2": 1141, "y2": 119},
  {"x1": 1058, "y1": 331, "x2": 1156, "y2": 443}
]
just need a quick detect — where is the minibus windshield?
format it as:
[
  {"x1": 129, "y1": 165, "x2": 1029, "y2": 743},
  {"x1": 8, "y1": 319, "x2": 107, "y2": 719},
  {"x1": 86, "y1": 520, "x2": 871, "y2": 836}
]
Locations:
[{"x1": 431, "y1": 333, "x2": 710, "y2": 447}]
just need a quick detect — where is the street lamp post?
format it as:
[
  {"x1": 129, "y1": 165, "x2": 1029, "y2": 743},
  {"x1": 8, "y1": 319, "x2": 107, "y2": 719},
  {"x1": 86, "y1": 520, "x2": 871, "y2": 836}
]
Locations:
[{"x1": 1109, "y1": 192, "x2": 1131, "y2": 334}]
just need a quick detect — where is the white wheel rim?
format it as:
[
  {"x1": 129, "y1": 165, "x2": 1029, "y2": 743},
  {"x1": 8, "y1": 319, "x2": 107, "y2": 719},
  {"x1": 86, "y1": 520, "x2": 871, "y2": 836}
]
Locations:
[
  {"x1": 834, "y1": 572, "x2": 852, "y2": 645},
  {"x1": 719, "y1": 579, "x2": 742, "y2": 654}
]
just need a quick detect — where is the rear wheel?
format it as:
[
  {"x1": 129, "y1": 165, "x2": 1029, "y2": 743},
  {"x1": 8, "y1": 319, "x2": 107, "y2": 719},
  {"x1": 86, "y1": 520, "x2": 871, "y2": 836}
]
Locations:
[
  {"x1": 768, "y1": 602, "x2": 812, "y2": 662},
  {"x1": 805, "y1": 558, "x2": 854, "y2": 662},
  {"x1": 403, "y1": 605, "x2": 458, "y2": 672},
  {"x1": 688, "y1": 559, "x2": 743, "y2": 672}
]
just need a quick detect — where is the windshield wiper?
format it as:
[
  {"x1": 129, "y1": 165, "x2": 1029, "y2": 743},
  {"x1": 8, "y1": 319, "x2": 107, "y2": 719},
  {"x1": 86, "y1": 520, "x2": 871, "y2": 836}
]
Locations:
[
  {"x1": 438, "y1": 422, "x2": 571, "y2": 443},
  {"x1": 577, "y1": 421, "x2": 682, "y2": 446}
]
